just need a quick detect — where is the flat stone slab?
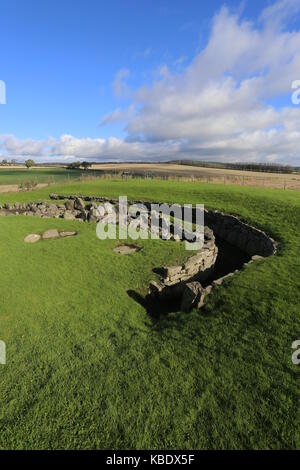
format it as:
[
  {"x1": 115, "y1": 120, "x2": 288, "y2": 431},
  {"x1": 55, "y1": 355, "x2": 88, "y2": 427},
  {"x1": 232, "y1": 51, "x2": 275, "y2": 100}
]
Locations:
[
  {"x1": 24, "y1": 230, "x2": 77, "y2": 243},
  {"x1": 42, "y1": 229, "x2": 60, "y2": 239},
  {"x1": 63, "y1": 211, "x2": 76, "y2": 220},
  {"x1": 59, "y1": 231, "x2": 77, "y2": 238},
  {"x1": 114, "y1": 244, "x2": 141, "y2": 255},
  {"x1": 24, "y1": 234, "x2": 41, "y2": 243}
]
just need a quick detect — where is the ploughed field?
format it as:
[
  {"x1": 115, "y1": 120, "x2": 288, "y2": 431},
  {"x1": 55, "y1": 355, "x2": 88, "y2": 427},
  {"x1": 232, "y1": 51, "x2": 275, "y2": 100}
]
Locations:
[{"x1": 0, "y1": 178, "x2": 299, "y2": 449}]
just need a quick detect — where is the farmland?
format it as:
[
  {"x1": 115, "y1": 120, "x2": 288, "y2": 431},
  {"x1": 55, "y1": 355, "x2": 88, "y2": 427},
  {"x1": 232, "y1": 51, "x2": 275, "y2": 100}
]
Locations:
[
  {"x1": 1, "y1": 165, "x2": 300, "y2": 192},
  {"x1": 0, "y1": 167, "x2": 95, "y2": 191},
  {"x1": 90, "y1": 163, "x2": 300, "y2": 190}
]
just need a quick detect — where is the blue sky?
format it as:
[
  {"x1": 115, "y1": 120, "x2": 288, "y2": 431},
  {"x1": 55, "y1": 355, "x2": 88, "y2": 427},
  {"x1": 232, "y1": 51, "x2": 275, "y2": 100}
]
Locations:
[
  {"x1": 1, "y1": 0, "x2": 300, "y2": 164},
  {"x1": 0, "y1": 0, "x2": 262, "y2": 140}
]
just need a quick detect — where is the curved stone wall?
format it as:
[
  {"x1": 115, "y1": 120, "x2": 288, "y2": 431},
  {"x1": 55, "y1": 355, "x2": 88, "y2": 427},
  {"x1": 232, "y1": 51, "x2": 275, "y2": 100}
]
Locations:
[
  {"x1": 203, "y1": 209, "x2": 276, "y2": 257},
  {"x1": 47, "y1": 193, "x2": 277, "y2": 257}
]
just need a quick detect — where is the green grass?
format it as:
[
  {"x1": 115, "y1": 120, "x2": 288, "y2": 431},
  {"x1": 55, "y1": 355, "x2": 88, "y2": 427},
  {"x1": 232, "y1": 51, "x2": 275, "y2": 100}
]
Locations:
[
  {"x1": 0, "y1": 168, "x2": 97, "y2": 186},
  {"x1": 0, "y1": 178, "x2": 299, "y2": 449}
]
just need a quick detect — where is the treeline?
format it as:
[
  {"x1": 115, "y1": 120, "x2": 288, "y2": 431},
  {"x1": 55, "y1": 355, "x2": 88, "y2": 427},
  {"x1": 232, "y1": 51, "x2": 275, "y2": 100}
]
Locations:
[
  {"x1": 0, "y1": 159, "x2": 36, "y2": 168},
  {"x1": 173, "y1": 160, "x2": 296, "y2": 174},
  {"x1": 0, "y1": 159, "x2": 19, "y2": 166},
  {"x1": 67, "y1": 161, "x2": 92, "y2": 170}
]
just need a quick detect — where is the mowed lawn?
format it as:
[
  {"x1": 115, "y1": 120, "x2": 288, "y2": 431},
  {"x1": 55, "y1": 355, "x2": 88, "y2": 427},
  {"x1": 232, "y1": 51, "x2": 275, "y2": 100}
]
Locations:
[{"x1": 0, "y1": 179, "x2": 299, "y2": 449}]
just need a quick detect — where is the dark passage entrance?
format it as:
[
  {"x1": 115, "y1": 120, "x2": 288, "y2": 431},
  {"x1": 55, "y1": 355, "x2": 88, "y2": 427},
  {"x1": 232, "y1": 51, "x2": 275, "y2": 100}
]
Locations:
[
  {"x1": 128, "y1": 236, "x2": 251, "y2": 316},
  {"x1": 202, "y1": 236, "x2": 250, "y2": 287}
]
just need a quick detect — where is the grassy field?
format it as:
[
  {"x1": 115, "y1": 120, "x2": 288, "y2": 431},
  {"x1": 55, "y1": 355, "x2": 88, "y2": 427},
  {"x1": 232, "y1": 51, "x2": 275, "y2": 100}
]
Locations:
[
  {"x1": 0, "y1": 168, "x2": 96, "y2": 186},
  {"x1": 0, "y1": 178, "x2": 299, "y2": 449}
]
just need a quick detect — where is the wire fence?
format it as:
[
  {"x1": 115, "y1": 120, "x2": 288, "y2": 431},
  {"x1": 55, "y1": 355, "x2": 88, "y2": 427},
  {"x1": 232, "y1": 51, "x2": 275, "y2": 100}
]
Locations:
[
  {"x1": 77, "y1": 170, "x2": 300, "y2": 191},
  {"x1": 2, "y1": 169, "x2": 299, "y2": 191}
]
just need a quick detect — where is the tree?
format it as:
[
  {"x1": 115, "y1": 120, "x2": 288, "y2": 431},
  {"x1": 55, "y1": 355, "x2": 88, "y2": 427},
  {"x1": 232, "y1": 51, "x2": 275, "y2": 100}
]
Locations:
[
  {"x1": 25, "y1": 159, "x2": 35, "y2": 169},
  {"x1": 81, "y1": 161, "x2": 92, "y2": 170},
  {"x1": 67, "y1": 162, "x2": 81, "y2": 170},
  {"x1": 2, "y1": 159, "x2": 8, "y2": 165}
]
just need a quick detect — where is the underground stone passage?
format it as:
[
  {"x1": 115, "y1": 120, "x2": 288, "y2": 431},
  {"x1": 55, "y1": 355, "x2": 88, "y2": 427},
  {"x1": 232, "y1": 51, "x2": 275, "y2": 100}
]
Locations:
[
  {"x1": 1, "y1": 194, "x2": 277, "y2": 314},
  {"x1": 128, "y1": 236, "x2": 252, "y2": 317}
]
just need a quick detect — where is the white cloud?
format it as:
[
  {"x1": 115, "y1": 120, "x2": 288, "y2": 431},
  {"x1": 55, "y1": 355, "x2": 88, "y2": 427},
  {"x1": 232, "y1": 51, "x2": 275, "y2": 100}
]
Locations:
[
  {"x1": 113, "y1": 68, "x2": 131, "y2": 99},
  {"x1": 0, "y1": 133, "x2": 182, "y2": 162},
  {"x1": 105, "y1": 0, "x2": 300, "y2": 164},
  {"x1": 2, "y1": 0, "x2": 300, "y2": 165},
  {"x1": 101, "y1": 104, "x2": 135, "y2": 125},
  {"x1": 259, "y1": 0, "x2": 300, "y2": 29}
]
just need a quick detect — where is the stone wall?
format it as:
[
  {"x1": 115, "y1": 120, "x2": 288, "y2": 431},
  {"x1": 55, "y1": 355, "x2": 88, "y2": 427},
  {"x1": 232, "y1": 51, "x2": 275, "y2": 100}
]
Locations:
[
  {"x1": 148, "y1": 226, "x2": 218, "y2": 302},
  {"x1": 203, "y1": 209, "x2": 276, "y2": 257},
  {"x1": 147, "y1": 206, "x2": 276, "y2": 311},
  {"x1": 47, "y1": 193, "x2": 277, "y2": 257},
  {"x1": 0, "y1": 199, "x2": 100, "y2": 222}
]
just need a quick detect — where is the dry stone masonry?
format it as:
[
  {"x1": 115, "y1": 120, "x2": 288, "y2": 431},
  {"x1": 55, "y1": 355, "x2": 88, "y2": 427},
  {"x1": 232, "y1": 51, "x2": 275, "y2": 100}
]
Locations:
[
  {"x1": 203, "y1": 209, "x2": 276, "y2": 257},
  {"x1": 148, "y1": 226, "x2": 218, "y2": 306}
]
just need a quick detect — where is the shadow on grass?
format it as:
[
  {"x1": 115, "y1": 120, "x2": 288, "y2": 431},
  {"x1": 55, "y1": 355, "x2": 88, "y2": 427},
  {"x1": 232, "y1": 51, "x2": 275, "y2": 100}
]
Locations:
[{"x1": 127, "y1": 289, "x2": 182, "y2": 318}]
